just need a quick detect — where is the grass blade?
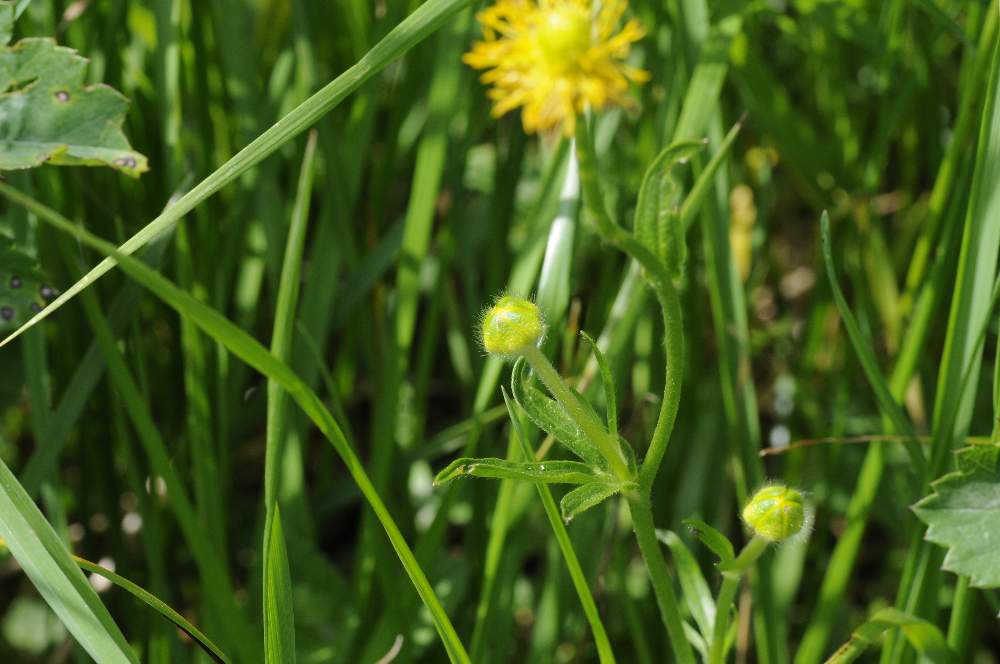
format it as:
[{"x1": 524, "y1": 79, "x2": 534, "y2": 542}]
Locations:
[
  {"x1": 820, "y1": 212, "x2": 925, "y2": 475},
  {"x1": 0, "y1": 457, "x2": 138, "y2": 664},
  {"x1": 73, "y1": 556, "x2": 231, "y2": 664},
  {"x1": 264, "y1": 508, "x2": 296, "y2": 664},
  {"x1": 0, "y1": 182, "x2": 471, "y2": 664}
]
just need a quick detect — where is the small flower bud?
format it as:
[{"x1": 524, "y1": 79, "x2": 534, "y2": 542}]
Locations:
[
  {"x1": 742, "y1": 485, "x2": 805, "y2": 542},
  {"x1": 481, "y1": 296, "x2": 545, "y2": 357}
]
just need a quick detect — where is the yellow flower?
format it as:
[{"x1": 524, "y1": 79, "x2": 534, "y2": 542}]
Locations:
[{"x1": 464, "y1": 0, "x2": 649, "y2": 136}]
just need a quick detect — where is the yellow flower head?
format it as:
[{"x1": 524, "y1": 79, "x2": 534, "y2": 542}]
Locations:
[{"x1": 464, "y1": 0, "x2": 649, "y2": 136}]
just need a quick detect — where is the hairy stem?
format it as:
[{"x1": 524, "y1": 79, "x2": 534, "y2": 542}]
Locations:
[{"x1": 627, "y1": 496, "x2": 697, "y2": 664}]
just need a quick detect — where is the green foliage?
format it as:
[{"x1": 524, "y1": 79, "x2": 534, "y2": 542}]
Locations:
[
  {"x1": 825, "y1": 608, "x2": 952, "y2": 664},
  {"x1": 559, "y1": 481, "x2": 621, "y2": 522},
  {"x1": 0, "y1": 235, "x2": 49, "y2": 330},
  {"x1": 434, "y1": 457, "x2": 600, "y2": 485},
  {"x1": 0, "y1": 2, "x2": 12, "y2": 46},
  {"x1": 913, "y1": 444, "x2": 1000, "y2": 588},
  {"x1": 0, "y1": 0, "x2": 997, "y2": 662},
  {"x1": 683, "y1": 518, "x2": 736, "y2": 566},
  {"x1": 263, "y1": 510, "x2": 296, "y2": 664},
  {"x1": 510, "y1": 357, "x2": 608, "y2": 469},
  {"x1": 72, "y1": 556, "x2": 231, "y2": 663},
  {"x1": 0, "y1": 39, "x2": 147, "y2": 175},
  {"x1": 0, "y1": 457, "x2": 137, "y2": 663},
  {"x1": 632, "y1": 140, "x2": 704, "y2": 276}
]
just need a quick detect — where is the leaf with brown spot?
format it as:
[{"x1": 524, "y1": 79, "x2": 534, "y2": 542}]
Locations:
[{"x1": 0, "y1": 38, "x2": 147, "y2": 176}]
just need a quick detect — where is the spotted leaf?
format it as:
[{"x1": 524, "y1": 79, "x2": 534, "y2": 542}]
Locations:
[
  {"x1": 0, "y1": 38, "x2": 147, "y2": 176},
  {"x1": 0, "y1": 235, "x2": 53, "y2": 330}
]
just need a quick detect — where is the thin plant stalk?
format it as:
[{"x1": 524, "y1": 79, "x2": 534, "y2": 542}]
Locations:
[
  {"x1": 571, "y1": 117, "x2": 698, "y2": 664},
  {"x1": 708, "y1": 537, "x2": 769, "y2": 664}
]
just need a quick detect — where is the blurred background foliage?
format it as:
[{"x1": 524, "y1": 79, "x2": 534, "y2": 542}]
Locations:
[{"x1": 0, "y1": 0, "x2": 998, "y2": 661}]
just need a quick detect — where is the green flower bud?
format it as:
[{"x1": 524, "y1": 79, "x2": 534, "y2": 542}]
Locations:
[
  {"x1": 481, "y1": 296, "x2": 545, "y2": 357},
  {"x1": 742, "y1": 485, "x2": 805, "y2": 542}
]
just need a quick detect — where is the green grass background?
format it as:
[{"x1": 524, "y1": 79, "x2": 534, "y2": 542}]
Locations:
[{"x1": 0, "y1": 0, "x2": 998, "y2": 662}]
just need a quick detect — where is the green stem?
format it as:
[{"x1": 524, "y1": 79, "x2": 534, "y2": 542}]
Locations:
[
  {"x1": 709, "y1": 537, "x2": 769, "y2": 664},
  {"x1": 521, "y1": 345, "x2": 632, "y2": 481},
  {"x1": 946, "y1": 576, "x2": 974, "y2": 658},
  {"x1": 574, "y1": 117, "x2": 695, "y2": 664},
  {"x1": 627, "y1": 496, "x2": 697, "y2": 664},
  {"x1": 709, "y1": 576, "x2": 741, "y2": 664}
]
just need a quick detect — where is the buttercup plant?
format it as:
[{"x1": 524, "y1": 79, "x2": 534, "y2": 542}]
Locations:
[{"x1": 438, "y1": 2, "x2": 755, "y2": 662}]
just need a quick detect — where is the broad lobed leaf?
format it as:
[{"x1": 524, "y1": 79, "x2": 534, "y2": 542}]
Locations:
[
  {"x1": 0, "y1": 38, "x2": 147, "y2": 176},
  {"x1": 912, "y1": 443, "x2": 1000, "y2": 588}
]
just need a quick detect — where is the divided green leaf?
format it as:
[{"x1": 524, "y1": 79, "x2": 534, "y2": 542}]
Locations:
[
  {"x1": 683, "y1": 517, "x2": 736, "y2": 565},
  {"x1": 579, "y1": 331, "x2": 618, "y2": 436},
  {"x1": 0, "y1": 2, "x2": 13, "y2": 46},
  {"x1": 825, "y1": 608, "x2": 952, "y2": 664},
  {"x1": 511, "y1": 358, "x2": 608, "y2": 469},
  {"x1": 912, "y1": 443, "x2": 1000, "y2": 588},
  {"x1": 559, "y1": 482, "x2": 621, "y2": 522},
  {"x1": 434, "y1": 457, "x2": 600, "y2": 486},
  {"x1": 633, "y1": 140, "x2": 704, "y2": 277},
  {"x1": 0, "y1": 38, "x2": 147, "y2": 176}
]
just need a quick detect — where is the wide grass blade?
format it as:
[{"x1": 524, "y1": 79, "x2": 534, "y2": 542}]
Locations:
[
  {"x1": 0, "y1": 457, "x2": 138, "y2": 664},
  {"x1": 73, "y1": 556, "x2": 231, "y2": 664}
]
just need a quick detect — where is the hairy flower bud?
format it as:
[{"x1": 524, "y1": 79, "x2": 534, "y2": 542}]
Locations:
[
  {"x1": 742, "y1": 485, "x2": 805, "y2": 542},
  {"x1": 481, "y1": 296, "x2": 545, "y2": 357}
]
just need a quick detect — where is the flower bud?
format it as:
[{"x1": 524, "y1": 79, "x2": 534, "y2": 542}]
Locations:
[
  {"x1": 741, "y1": 485, "x2": 805, "y2": 542},
  {"x1": 481, "y1": 296, "x2": 545, "y2": 357}
]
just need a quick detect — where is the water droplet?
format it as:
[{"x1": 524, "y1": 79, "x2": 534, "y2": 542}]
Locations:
[
  {"x1": 41, "y1": 285, "x2": 56, "y2": 300},
  {"x1": 539, "y1": 464, "x2": 545, "y2": 471},
  {"x1": 54, "y1": 90, "x2": 70, "y2": 102},
  {"x1": 29, "y1": 302, "x2": 41, "y2": 313},
  {"x1": 114, "y1": 156, "x2": 138, "y2": 169},
  {"x1": 0, "y1": 306, "x2": 14, "y2": 321},
  {"x1": 9, "y1": 276, "x2": 21, "y2": 289}
]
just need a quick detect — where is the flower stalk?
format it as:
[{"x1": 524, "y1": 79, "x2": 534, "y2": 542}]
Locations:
[{"x1": 573, "y1": 117, "x2": 697, "y2": 664}]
